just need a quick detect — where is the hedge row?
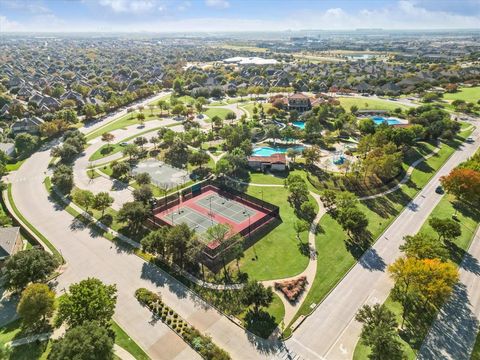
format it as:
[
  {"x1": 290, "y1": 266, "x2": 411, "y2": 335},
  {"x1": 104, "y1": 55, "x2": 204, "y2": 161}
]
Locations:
[{"x1": 135, "y1": 288, "x2": 231, "y2": 360}]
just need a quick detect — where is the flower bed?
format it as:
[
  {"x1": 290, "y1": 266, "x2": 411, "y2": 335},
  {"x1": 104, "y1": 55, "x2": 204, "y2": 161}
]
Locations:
[
  {"x1": 274, "y1": 276, "x2": 307, "y2": 302},
  {"x1": 135, "y1": 288, "x2": 231, "y2": 360}
]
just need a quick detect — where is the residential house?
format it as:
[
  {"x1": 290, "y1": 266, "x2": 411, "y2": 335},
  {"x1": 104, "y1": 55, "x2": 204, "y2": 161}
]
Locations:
[
  {"x1": 0, "y1": 227, "x2": 23, "y2": 265},
  {"x1": 11, "y1": 116, "x2": 44, "y2": 135},
  {"x1": 288, "y1": 93, "x2": 312, "y2": 112}
]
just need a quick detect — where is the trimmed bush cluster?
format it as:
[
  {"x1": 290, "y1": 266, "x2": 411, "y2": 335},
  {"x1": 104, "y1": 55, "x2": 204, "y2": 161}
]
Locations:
[
  {"x1": 274, "y1": 276, "x2": 307, "y2": 303},
  {"x1": 135, "y1": 288, "x2": 231, "y2": 360}
]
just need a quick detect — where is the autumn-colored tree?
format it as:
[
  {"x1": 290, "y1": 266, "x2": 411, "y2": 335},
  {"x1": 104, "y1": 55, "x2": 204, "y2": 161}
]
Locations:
[
  {"x1": 388, "y1": 257, "x2": 458, "y2": 326},
  {"x1": 440, "y1": 168, "x2": 480, "y2": 205}
]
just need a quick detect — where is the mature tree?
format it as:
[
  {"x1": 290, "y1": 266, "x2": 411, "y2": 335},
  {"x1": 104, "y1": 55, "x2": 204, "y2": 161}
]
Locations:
[
  {"x1": 17, "y1": 283, "x2": 55, "y2": 329},
  {"x1": 429, "y1": 217, "x2": 462, "y2": 242},
  {"x1": 215, "y1": 157, "x2": 234, "y2": 176},
  {"x1": 2, "y1": 249, "x2": 59, "y2": 290},
  {"x1": 441, "y1": 168, "x2": 480, "y2": 205},
  {"x1": 56, "y1": 278, "x2": 117, "y2": 328},
  {"x1": 300, "y1": 200, "x2": 317, "y2": 222},
  {"x1": 93, "y1": 192, "x2": 114, "y2": 217},
  {"x1": 204, "y1": 223, "x2": 233, "y2": 275},
  {"x1": 157, "y1": 100, "x2": 168, "y2": 115},
  {"x1": 101, "y1": 133, "x2": 115, "y2": 150},
  {"x1": 135, "y1": 172, "x2": 151, "y2": 185},
  {"x1": 241, "y1": 281, "x2": 273, "y2": 314},
  {"x1": 48, "y1": 321, "x2": 114, "y2": 360},
  {"x1": 294, "y1": 219, "x2": 310, "y2": 240},
  {"x1": 117, "y1": 201, "x2": 149, "y2": 232},
  {"x1": 356, "y1": 304, "x2": 403, "y2": 360},
  {"x1": 389, "y1": 257, "x2": 458, "y2": 326},
  {"x1": 133, "y1": 136, "x2": 148, "y2": 149},
  {"x1": 141, "y1": 227, "x2": 168, "y2": 258},
  {"x1": 72, "y1": 189, "x2": 95, "y2": 213},
  {"x1": 303, "y1": 146, "x2": 321, "y2": 166},
  {"x1": 400, "y1": 233, "x2": 448, "y2": 261},
  {"x1": 111, "y1": 161, "x2": 130, "y2": 180},
  {"x1": 133, "y1": 185, "x2": 153, "y2": 204},
  {"x1": 164, "y1": 140, "x2": 190, "y2": 168},
  {"x1": 15, "y1": 133, "x2": 38, "y2": 157},
  {"x1": 52, "y1": 164, "x2": 74, "y2": 193},
  {"x1": 122, "y1": 144, "x2": 140, "y2": 160},
  {"x1": 358, "y1": 118, "x2": 376, "y2": 135},
  {"x1": 166, "y1": 223, "x2": 195, "y2": 268},
  {"x1": 83, "y1": 104, "x2": 97, "y2": 119},
  {"x1": 137, "y1": 112, "x2": 146, "y2": 126},
  {"x1": 320, "y1": 189, "x2": 337, "y2": 213},
  {"x1": 189, "y1": 151, "x2": 210, "y2": 169},
  {"x1": 337, "y1": 206, "x2": 369, "y2": 240}
]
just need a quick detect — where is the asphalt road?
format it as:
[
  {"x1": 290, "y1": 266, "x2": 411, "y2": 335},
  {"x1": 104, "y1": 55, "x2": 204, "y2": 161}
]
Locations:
[{"x1": 283, "y1": 121, "x2": 480, "y2": 360}]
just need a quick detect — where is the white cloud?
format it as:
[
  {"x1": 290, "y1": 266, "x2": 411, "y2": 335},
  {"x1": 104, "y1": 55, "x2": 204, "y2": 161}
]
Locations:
[
  {"x1": 0, "y1": 0, "x2": 51, "y2": 15},
  {"x1": 178, "y1": 1, "x2": 191, "y2": 11},
  {"x1": 0, "y1": 15, "x2": 21, "y2": 31},
  {"x1": 99, "y1": 0, "x2": 156, "y2": 14},
  {"x1": 205, "y1": 0, "x2": 229, "y2": 9}
]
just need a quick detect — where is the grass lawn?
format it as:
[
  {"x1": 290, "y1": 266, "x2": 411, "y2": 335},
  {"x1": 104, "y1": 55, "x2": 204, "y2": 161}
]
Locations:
[
  {"x1": 233, "y1": 185, "x2": 314, "y2": 281},
  {"x1": 85, "y1": 110, "x2": 165, "y2": 141},
  {"x1": 472, "y1": 331, "x2": 480, "y2": 360},
  {"x1": 285, "y1": 126, "x2": 474, "y2": 334},
  {"x1": 240, "y1": 102, "x2": 272, "y2": 117},
  {"x1": 337, "y1": 97, "x2": 409, "y2": 112},
  {"x1": 204, "y1": 107, "x2": 234, "y2": 120},
  {"x1": 240, "y1": 293, "x2": 285, "y2": 339},
  {"x1": 111, "y1": 321, "x2": 150, "y2": 360},
  {"x1": 5, "y1": 160, "x2": 25, "y2": 172},
  {"x1": 443, "y1": 86, "x2": 480, "y2": 103}
]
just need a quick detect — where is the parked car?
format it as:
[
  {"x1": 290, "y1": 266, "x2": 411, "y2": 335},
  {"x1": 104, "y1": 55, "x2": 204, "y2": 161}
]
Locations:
[
  {"x1": 465, "y1": 137, "x2": 474, "y2": 143},
  {"x1": 435, "y1": 186, "x2": 444, "y2": 194},
  {"x1": 120, "y1": 142, "x2": 128, "y2": 146}
]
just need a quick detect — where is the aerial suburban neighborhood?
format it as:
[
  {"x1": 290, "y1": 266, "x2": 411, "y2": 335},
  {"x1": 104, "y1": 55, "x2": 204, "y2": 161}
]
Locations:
[{"x1": 0, "y1": 0, "x2": 479, "y2": 359}]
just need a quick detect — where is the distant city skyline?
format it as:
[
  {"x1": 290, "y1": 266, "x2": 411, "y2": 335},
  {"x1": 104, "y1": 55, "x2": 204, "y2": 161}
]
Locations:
[{"x1": 0, "y1": 0, "x2": 479, "y2": 33}]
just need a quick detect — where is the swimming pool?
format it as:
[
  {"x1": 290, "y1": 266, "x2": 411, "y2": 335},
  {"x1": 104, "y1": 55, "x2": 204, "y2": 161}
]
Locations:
[
  {"x1": 292, "y1": 121, "x2": 306, "y2": 130},
  {"x1": 372, "y1": 116, "x2": 403, "y2": 125},
  {"x1": 252, "y1": 145, "x2": 305, "y2": 157}
]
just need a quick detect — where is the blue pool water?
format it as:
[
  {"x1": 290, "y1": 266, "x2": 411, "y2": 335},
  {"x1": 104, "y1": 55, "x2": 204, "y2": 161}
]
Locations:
[
  {"x1": 372, "y1": 116, "x2": 403, "y2": 125},
  {"x1": 292, "y1": 121, "x2": 306, "y2": 130},
  {"x1": 252, "y1": 146, "x2": 305, "y2": 157}
]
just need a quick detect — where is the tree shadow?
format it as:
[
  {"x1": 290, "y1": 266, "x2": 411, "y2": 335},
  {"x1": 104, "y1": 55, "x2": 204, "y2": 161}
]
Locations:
[
  {"x1": 357, "y1": 248, "x2": 386, "y2": 272},
  {"x1": 344, "y1": 231, "x2": 373, "y2": 260},
  {"x1": 297, "y1": 241, "x2": 311, "y2": 258},
  {"x1": 243, "y1": 309, "x2": 279, "y2": 340},
  {"x1": 140, "y1": 262, "x2": 189, "y2": 301},
  {"x1": 416, "y1": 283, "x2": 479, "y2": 360}
]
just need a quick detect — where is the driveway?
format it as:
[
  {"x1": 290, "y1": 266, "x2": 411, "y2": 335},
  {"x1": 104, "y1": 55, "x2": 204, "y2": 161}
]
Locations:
[{"x1": 282, "y1": 121, "x2": 480, "y2": 360}]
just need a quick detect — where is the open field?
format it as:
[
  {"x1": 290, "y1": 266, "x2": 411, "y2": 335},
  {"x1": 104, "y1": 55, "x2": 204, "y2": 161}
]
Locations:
[
  {"x1": 233, "y1": 186, "x2": 315, "y2": 281},
  {"x1": 205, "y1": 107, "x2": 235, "y2": 120},
  {"x1": 337, "y1": 97, "x2": 410, "y2": 112},
  {"x1": 444, "y1": 86, "x2": 480, "y2": 103}
]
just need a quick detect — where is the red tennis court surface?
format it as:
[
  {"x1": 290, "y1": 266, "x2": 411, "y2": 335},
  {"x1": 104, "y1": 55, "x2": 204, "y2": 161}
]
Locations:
[{"x1": 154, "y1": 189, "x2": 271, "y2": 248}]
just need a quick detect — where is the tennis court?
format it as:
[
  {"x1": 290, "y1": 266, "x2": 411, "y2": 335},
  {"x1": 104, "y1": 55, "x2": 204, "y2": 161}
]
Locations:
[
  {"x1": 132, "y1": 159, "x2": 189, "y2": 189},
  {"x1": 161, "y1": 206, "x2": 218, "y2": 233},
  {"x1": 195, "y1": 192, "x2": 257, "y2": 224}
]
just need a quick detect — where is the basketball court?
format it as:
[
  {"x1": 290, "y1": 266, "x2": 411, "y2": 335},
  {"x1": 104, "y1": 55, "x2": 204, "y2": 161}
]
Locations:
[{"x1": 132, "y1": 159, "x2": 189, "y2": 189}]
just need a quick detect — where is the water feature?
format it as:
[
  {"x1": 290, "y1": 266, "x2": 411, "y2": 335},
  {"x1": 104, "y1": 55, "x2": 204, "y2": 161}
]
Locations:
[
  {"x1": 292, "y1": 121, "x2": 306, "y2": 130},
  {"x1": 372, "y1": 116, "x2": 404, "y2": 126},
  {"x1": 252, "y1": 145, "x2": 305, "y2": 157}
]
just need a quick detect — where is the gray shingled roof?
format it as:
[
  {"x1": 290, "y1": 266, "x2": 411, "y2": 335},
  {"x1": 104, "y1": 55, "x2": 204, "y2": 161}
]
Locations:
[{"x1": 0, "y1": 227, "x2": 20, "y2": 258}]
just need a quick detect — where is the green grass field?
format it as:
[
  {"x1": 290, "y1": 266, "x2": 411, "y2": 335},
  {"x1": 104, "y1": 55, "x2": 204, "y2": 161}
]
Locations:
[
  {"x1": 443, "y1": 86, "x2": 480, "y2": 103},
  {"x1": 234, "y1": 186, "x2": 314, "y2": 281},
  {"x1": 337, "y1": 97, "x2": 409, "y2": 112},
  {"x1": 240, "y1": 102, "x2": 272, "y2": 117},
  {"x1": 204, "y1": 107, "x2": 235, "y2": 120}
]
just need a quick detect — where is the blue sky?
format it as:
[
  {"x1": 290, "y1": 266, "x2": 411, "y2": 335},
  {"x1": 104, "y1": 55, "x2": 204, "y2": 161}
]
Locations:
[{"x1": 0, "y1": 0, "x2": 479, "y2": 32}]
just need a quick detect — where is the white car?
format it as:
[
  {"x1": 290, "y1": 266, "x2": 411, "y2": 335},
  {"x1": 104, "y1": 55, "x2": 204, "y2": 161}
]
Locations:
[{"x1": 465, "y1": 137, "x2": 474, "y2": 143}]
